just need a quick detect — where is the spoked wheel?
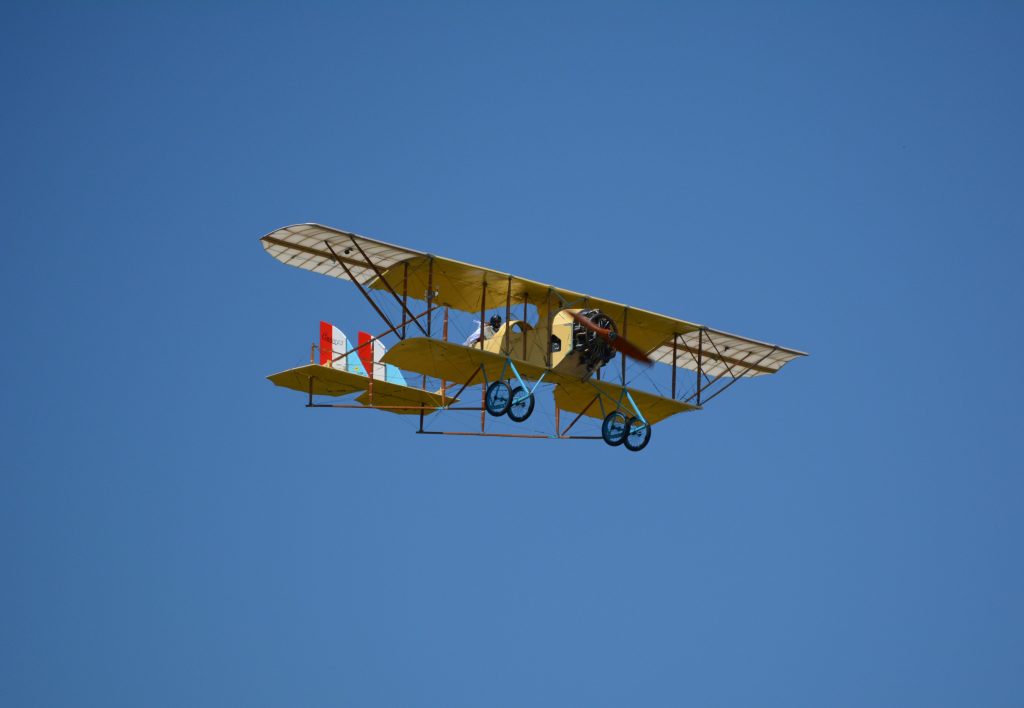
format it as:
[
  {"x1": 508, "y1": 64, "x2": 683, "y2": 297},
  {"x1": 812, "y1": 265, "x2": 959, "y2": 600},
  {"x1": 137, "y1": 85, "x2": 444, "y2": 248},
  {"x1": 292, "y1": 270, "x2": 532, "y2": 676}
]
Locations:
[
  {"x1": 507, "y1": 386, "x2": 535, "y2": 422},
  {"x1": 485, "y1": 381, "x2": 512, "y2": 416},
  {"x1": 601, "y1": 411, "x2": 629, "y2": 446},
  {"x1": 623, "y1": 416, "x2": 651, "y2": 452}
]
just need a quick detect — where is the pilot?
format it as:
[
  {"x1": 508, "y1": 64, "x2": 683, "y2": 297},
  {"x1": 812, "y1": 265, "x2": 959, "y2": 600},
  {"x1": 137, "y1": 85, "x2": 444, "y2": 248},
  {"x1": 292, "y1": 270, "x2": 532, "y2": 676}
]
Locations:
[{"x1": 463, "y1": 314, "x2": 503, "y2": 346}]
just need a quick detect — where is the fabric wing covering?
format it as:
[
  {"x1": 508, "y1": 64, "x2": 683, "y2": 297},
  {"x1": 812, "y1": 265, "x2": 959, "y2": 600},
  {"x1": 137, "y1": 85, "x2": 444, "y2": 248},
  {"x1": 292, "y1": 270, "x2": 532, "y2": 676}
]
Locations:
[
  {"x1": 261, "y1": 223, "x2": 423, "y2": 286},
  {"x1": 261, "y1": 223, "x2": 806, "y2": 377},
  {"x1": 647, "y1": 329, "x2": 806, "y2": 379}
]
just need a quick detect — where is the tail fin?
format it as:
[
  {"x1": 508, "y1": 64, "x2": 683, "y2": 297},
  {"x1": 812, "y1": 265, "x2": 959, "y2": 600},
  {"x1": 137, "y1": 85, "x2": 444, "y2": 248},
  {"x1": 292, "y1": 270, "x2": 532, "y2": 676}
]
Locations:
[
  {"x1": 319, "y1": 321, "x2": 366, "y2": 374},
  {"x1": 358, "y1": 331, "x2": 407, "y2": 386}
]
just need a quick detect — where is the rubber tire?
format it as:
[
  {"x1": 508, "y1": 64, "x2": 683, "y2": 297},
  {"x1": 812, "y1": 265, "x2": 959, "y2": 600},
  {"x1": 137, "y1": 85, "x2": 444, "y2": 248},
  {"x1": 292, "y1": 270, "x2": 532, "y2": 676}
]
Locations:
[
  {"x1": 507, "y1": 386, "x2": 535, "y2": 422},
  {"x1": 601, "y1": 411, "x2": 629, "y2": 446},
  {"x1": 485, "y1": 381, "x2": 512, "y2": 416},
  {"x1": 623, "y1": 416, "x2": 651, "y2": 452}
]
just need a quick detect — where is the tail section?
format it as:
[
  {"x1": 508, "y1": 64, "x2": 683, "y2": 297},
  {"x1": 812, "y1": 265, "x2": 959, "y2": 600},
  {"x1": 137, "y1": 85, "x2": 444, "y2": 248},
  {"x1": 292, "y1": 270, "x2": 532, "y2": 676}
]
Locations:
[
  {"x1": 358, "y1": 331, "x2": 407, "y2": 386},
  {"x1": 319, "y1": 321, "x2": 365, "y2": 374},
  {"x1": 318, "y1": 322, "x2": 402, "y2": 383}
]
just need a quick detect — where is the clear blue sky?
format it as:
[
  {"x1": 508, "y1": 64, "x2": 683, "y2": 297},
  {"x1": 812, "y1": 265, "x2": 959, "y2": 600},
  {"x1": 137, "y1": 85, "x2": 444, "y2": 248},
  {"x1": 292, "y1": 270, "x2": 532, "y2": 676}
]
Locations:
[{"x1": 3, "y1": 2, "x2": 1022, "y2": 706}]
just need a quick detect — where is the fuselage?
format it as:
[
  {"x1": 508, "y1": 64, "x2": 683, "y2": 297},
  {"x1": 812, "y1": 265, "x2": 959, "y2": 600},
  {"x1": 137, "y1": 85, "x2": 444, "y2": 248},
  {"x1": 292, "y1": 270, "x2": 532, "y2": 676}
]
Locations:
[{"x1": 477, "y1": 308, "x2": 600, "y2": 380}]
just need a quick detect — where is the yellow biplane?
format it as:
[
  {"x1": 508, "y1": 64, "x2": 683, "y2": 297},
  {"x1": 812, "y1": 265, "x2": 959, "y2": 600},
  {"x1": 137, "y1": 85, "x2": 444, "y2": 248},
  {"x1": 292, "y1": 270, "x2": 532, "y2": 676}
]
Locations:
[{"x1": 263, "y1": 223, "x2": 806, "y2": 451}]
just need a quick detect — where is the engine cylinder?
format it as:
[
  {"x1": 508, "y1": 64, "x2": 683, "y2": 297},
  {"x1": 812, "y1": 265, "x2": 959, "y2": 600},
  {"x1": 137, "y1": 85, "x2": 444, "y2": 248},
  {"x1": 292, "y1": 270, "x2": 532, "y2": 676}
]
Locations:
[{"x1": 572, "y1": 309, "x2": 616, "y2": 373}]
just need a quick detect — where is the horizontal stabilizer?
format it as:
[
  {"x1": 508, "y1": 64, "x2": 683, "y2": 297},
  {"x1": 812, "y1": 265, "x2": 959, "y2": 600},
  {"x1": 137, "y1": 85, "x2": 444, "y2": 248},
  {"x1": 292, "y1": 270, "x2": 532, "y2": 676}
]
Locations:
[{"x1": 267, "y1": 364, "x2": 455, "y2": 413}]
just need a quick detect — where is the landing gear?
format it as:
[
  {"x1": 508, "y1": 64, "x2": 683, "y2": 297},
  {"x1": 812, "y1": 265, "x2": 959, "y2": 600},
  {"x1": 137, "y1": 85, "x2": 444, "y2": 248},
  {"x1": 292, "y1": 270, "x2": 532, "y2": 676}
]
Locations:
[
  {"x1": 623, "y1": 417, "x2": 651, "y2": 452},
  {"x1": 600, "y1": 411, "x2": 651, "y2": 451},
  {"x1": 601, "y1": 411, "x2": 629, "y2": 446},
  {"x1": 485, "y1": 381, "x2": 512, "y2": 416},
  {"x1": 487, "y1": 366, "x2": 649, "y2": 450},
  {"x1": 487, "y1": 381, "x2": 535, "y2": 422},
  {"x1": 507, "y1": 386, "x2": 535, "y2": 422}
]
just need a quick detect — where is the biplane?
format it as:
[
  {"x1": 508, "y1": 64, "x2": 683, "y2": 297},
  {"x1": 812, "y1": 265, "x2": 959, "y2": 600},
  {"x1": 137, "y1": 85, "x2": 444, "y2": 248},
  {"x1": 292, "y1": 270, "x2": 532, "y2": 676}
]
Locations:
[{"x1": 263, "y1": 223, "x2": 806, "y2": 451}]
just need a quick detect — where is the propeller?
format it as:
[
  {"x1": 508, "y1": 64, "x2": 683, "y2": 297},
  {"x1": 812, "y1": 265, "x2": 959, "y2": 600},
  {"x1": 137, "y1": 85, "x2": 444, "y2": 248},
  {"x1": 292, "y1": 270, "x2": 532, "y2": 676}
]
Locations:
[{"x1": 569, "y1": 310, "x2": 653, "y2": 364}]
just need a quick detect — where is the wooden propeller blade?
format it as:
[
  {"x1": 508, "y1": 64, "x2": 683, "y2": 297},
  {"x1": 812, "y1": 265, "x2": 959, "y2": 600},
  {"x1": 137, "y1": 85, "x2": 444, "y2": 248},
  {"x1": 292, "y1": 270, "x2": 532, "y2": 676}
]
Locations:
[
  {"x1": 609, "y1": 335, "x2": 653, "y2": 364},
  {"x1": 568, "y1": 310, "x2": 652, "y2": 364},
  {"x1": 569, "y1": 309, "x2": 605, "y2": 335}
]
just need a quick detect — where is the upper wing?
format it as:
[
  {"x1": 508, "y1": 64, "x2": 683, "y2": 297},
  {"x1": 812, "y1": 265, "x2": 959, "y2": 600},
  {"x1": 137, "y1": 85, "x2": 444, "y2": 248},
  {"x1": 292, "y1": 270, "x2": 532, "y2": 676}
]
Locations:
[
  {"x1": 647, "y1": 328, "x2": 807, "y2": 379},
  {"x1": 261, "y1": 223, "x2": 424, "y2": 285},
  {"x1": 261, "y1": 224, "x2": 806, "y2": 368},
  {"x1": 260, "y1": 224, "x2": 699, "y2": 351}
]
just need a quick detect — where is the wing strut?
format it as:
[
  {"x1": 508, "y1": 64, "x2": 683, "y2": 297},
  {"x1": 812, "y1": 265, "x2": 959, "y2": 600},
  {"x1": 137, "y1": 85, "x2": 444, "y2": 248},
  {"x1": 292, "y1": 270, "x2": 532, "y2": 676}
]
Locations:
[
  {"x1": 346, "y1": 236, "x2": 428, "y2": 337},
  {"x1": 560, "y1": 394, "x2": 599, "y2": 436},
  {"x1": 324, "y1": 241, "x2": 398, "y2": 334},
  {"x1": 698, "y1": 346, "x2": 778, "y2": 405}
]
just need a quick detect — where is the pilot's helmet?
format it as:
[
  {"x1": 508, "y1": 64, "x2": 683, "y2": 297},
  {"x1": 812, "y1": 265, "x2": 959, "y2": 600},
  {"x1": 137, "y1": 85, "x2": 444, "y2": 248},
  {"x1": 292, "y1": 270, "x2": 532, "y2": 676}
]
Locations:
[{"x1": 488, "y1": 314, "x2": 502, "y2": 330}]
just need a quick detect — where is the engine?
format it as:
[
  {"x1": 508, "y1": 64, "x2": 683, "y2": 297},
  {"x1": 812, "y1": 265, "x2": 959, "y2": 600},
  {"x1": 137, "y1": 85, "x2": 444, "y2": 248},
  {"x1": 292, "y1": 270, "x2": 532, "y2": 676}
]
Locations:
[{"x1": 572, "y1": 309, "x2": 616, "y2": 373}]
